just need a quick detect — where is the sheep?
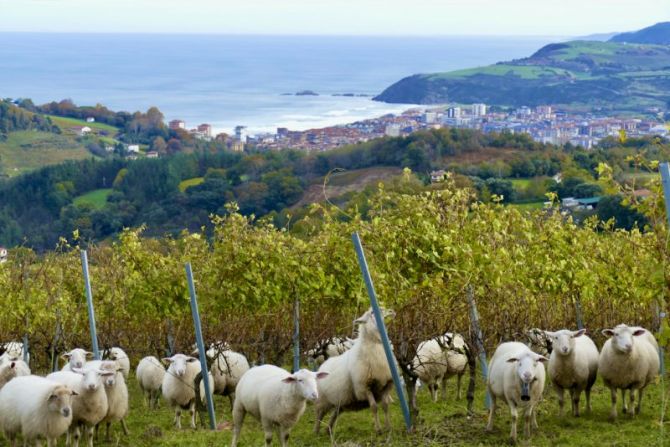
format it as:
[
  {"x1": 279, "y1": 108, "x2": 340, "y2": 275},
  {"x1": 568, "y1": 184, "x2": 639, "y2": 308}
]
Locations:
[
  {"x1": 314, "y1": 307, "x2": 395, "y2": 435},
  {"x1": 486, "y1": 342, "x2": 547, "y2": 444},
  {"x1": 47, "y1": 367, "x2": 114, "y2": 447},
  {"x1": 305, "y1": 337, "x2": 354, "y2": 369},
  {"x1": 0, "y1": 361, "x2": 19, "y2": 390},
  {"x1": 0, "y1": 341, "x2": 29, "y2": 365},
  {"x1": 544, "y1": 329, "x2": 598, "y2": 417},
  {"x1": 106, "y1": 347, "x2": 130, "y2": 379},
  {"x1": 412, "y1": 332, "x2": 467, "y2": 404},
  {"x1": 599, "y1": 324, "x2": 659, "y2": 421},
  {"x1": 0, "y1": 375, "x2": 77, "y2": 447},
  {"x1": 231, "y1": 365, "x2": 328, "y2": 447},
  {"x1": 86, "y1": 360, "x2": 129, "y2": 441},
  {"x1": 161, "y1": 353, "x2": 214, "y2": 429},
  {"x1": 62, "y1": 348, "x2": 93, "y2": 371},
  {"x1": 136, "y1": 356, "x2": 165, "y2": 409},
  {"x1": 526, "y1": 328, "x2": 553, "y2": 356},
  {"x1": 207, "y1": 347, "x2": 250, "y2": 408},
  {"x1": 0, "y1": 356, "x2": 30, "y2": 380}
]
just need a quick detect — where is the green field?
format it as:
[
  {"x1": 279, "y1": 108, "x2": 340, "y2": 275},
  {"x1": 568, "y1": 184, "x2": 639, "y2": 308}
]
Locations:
[
  {"x1": 47, "y1": 115, "x2": 119, "y2": 136},
  {"x1": 510, "y1": 201, "x2": 547, "y2": 211},
  {"x1": 100, "y1": 364, "x2": 669, "y2": 446},
  {"x1": 511, "y1": 178, "x2": 533, "y2": 189},
  {"x1": 0, "y1": 131, "x2": 91, "y2": 177},
  {"x1": 73, "y1": 188, "x2": 113, "y2": 209},
  {"x1": 179, "y1": 177, "x2": 205, "y2": 192}
]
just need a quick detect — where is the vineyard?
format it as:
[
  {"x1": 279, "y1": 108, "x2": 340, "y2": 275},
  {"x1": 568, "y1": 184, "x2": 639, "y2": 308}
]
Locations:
[{"x1": 0, "y1": 174, "x2": 668, "y2": 445}]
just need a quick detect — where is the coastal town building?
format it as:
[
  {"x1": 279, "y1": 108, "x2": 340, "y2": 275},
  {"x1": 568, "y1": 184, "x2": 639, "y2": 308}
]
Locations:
[{"x1": 169, "y1": 119, "x2": 186, "y2": 130}]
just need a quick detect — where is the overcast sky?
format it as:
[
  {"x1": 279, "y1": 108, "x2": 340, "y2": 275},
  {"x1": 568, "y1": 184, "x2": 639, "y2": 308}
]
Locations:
[{"x1": 1, "y1": 0, "x2": 669, "y2": 36}]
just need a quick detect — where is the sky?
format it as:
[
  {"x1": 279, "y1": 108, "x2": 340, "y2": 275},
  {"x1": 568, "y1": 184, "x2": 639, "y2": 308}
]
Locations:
[{"x1": 1, "y1": 0, "x2": 669, "y2": 36}]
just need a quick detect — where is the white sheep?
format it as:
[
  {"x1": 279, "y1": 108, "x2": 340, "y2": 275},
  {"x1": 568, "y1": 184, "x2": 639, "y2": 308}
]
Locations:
[
  {"x1": 412, "y1": 332, "x2": 467, "y2": 404},
  {"x1": 0, "y1": 361, "x2": 20, "y2": 391},
  {"x1": 47, "y1": 367, "x2": 114, "y2": 447},
  {"x1": 0, "y1": 375, "x2": 76, "y2": 447},
  {"x1": 486, "y1": 342, "x2": 547, "y2": 443},
  {"x1": 0, "y1": 341, "x2": 29, "y2": 365},
  {"x1": 61, "y1": 348, "x2": 93, "y2": 371},
  {"x1": 314, "y1": 308, "x2": 395, "y2": 435},
  {"x1": 106, "y1": 347, "x2": 130, "y2": 379},
  {"x1": 544, "y1": 329, "x2": 598, "y2": 416},
  {"x1": 305, "y1": 337, "x2": 354, "y2": 368},
  {"x1": 136, "y1": 356, "x2": 165, "y2": 409},
  {"x1": 599, "y1": 324, "x2": 659, "y2": 420},
  {"x1": 231, "y1": 365, "x2": 328, "y2": 447},
  {"x1": 86, "y1": 360, "x2": 129, "y2": 441},
  {"x1": 207, "y1": 347, "x2": 250, "y2": 407},
  {"x1": 161, "y1": 353, "x2": 214, "y2": 429}
]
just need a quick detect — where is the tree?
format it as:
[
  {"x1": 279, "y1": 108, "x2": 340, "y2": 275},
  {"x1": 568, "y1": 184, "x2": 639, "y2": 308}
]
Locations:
[{"x1": 152, "y1": 136, "x2": 167, "y2": 154}]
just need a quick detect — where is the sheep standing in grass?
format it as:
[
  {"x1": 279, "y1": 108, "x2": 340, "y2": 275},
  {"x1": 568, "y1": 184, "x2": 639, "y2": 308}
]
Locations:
[
  {"x1": 87, "y1": 360, "x2": 129, "y2": 441},
  {"x1": 599, "y1": 324, "x2": 659, "y2": 421},
  {"x1": 486, "y1": 342, "x2": 547, "y2": 443},
  {"x1": 136, "y1": 356, "x2": 165, "y2": 409},
  {"x1": 231, "y1": 365, "x2": 328, "y2": 447},
  {"x1": 305, "y1": 337, "x2": 354, "y2": 369},
  {"x1": 314, "y1": 308, "x2": 395, "y2": 435},
  {"x1": 544, "y1": 329, "x2": 598, "y2": 417},
  {"x1": 107, "y1": 347, "x2": 130, "y2": 379},
  {"x1": 412, "y1": 332, "x2": 467, "y2": 404},
  {"x1": 162, "y1": 353, "x2": 214, "y2": 429},
  {"x1": 0, "y1": 375, "x2": 76, "y2": 447},
  {"x1": 206, "y1": 345, "x2": 250, "y2": 407},
  {"x1": 62, "y1": 348, "x2": 92, "y2": 371},
  {"x1": 47, "y1": 368, "x2": 114, "y2": 447}
]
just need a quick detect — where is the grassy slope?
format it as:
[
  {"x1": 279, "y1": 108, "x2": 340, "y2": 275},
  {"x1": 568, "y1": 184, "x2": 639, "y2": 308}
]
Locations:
[
  {"x1": 73, "y1": 188, "x2": 113, "y2": 209},
  {"x1": 108, "y1": 366, "x2": 668, "y2": 446},
  {"x1": 0, "y1": 131, "x2": 91, "y2": 177},
  {"x1": 179, "y1": 177, "x2": 205, "y2": 192},
  {"x1": 47, "y1": 115, "x2": 119, "y2": 135}
]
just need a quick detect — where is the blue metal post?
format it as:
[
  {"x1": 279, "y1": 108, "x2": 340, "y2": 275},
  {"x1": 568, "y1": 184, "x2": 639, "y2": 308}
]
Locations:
[
  {"x1": 467, "y1": 286, "x2": 491, "y2": 409},
  {"x1": 185, "y1": 263, "x2": 217, "y2": 430},
  {"x1": 22, "y1": 334, "x2": 28, "y2": 364},
  {"x1": 351, "y1": 232, "x2": 412, "y2": 432},
  {"x1": 80, "y1": 250, "x2": 100, "y2": 360},
  {"x1": 657, "y1": 162, "x2": 670, "y2": 374},
  {"x1": 292, "y1": 298, "x2": 300, "y2": 373}
]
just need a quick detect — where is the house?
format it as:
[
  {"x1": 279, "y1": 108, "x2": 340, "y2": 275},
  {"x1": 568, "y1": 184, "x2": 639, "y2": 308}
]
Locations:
[
  {"x1": 197, "y1": 123, "x2": 212, "y2": 138},
  {"x1": 430, "y1": 169, "x2": 447, "y2": 183},
  {"x1": 169, "y1": 119, "x2": 186, "y2": 130},
  {"x1": 86, "y1": 117, "x2": 95, "y2": 123},
  {"x1": 0, "y1": 247, "x2": 6, "y2": 263},
  {"x1": 146, "y1": 151, "x2": 159, "y2": 159},
  {"x1": 127, "y1": 144, "x2": 140, "y2": 153},
  {"x1": 73, "y1": 126, "x2": 92, "y2": 136}
]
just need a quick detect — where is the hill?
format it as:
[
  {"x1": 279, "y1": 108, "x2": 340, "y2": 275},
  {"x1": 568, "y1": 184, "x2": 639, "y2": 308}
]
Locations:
[
  {"x1": 610, "y1": 22, "x2": 670, "y2": 45},
  {"x1": 374, "y1": 39, "x2": 670, "y2": 112}
]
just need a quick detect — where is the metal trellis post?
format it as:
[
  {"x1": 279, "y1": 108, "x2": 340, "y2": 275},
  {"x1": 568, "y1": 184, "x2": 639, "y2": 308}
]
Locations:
[
  {"x1": 293, "y1": 297, "x2": 300, "y2": 373},
  {"x1": 80, "y1": 250, "x2": 100, "y2": 360},
  {"x1": 467, "y1": 286, "x2": 491, "y2": 409}
]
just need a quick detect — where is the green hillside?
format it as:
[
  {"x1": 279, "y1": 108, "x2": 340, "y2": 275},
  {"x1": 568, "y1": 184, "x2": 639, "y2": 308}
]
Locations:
[
  {"x1": 375, "y1": 39, "x2": 670, "y2": 112},
  {"x1": 0, "y1": 131, "x2": 92, "y2": 177},
  {"x1": 73, "y1": 188, "x2": 113, "y2": 209}
]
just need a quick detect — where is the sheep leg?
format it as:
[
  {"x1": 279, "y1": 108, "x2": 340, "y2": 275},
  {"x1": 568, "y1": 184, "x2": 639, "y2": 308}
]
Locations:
[
  {"x1": 430, "y1": 383, "x2": 438, "y2": 402},
  {"x1": 261, "y1": 419, "x2": 274, "y2": 446},
  {"x1": 121, "y1": 418, "x2": 130, "y2": 435},
  {"x1": 174, "y1": 408, "x2": 182, "y2": 429},
  {"x1": 86, "y1": 425, "x2": 95, "y2": 447},
  {"x1": 609, "y1": 388, "x2": 618, "y2": 421},
  {"x1": 366, "y1": 390, "x2": 381, "y2": 433},
  {"x1": 571, "y1": 389, "x2": 581, "y2": 417},
  {"x1": 231, "y1": 400, "x2": 245, "y2": 447},
  {"x1": 523, "y1": 406, "x2": 532, "y2": 438},
  {"x1": 485, "y1": 394, "x2": 496, "y2": 432},
  {"x1": 585, "y1": 387, "x2": 593, "y2": 413},
  {"x1": 47, "y1": 438, "x2": 56, "y2": 447},
  {"x1": 555, "y1": 385, "x2": 565, "y2": 416},
  {"x1": 410, "y1": 382, "x2": 418, "y2": 410},
  {"x1": 327, "y1": 407, "x2": 341, "y2": 435},
  {"x1": 440, "y1": 375, "x2": 448, "y2": 401},
  {"x1": 628, "y1": 388, "x2": 636, "y2": 416},
  {"x1": 381, "y1": 394, "x2": 391, "y2": 431},
  {"x1": 456, "y1": 373, "x2": 463, "y2": 400},
  {"x1": 621, "y1": 389, "x2": 628, "y2": 414},
  {"x1": 34, "y1": 441, "x2": 43, "y2": 447},
  {"x1": 279, "y1": 425, "x2": 290, "y2": 447},
  {"x1": 189, "y1": 400, "x2": 197, "y2": 429},
  {"x1": 531, "y1": 404, "x2": 539, "y2": 430},
  {"x1": 72, "y1": 425, "x2": 81, "y2": 447},
  {"x1": 509, "y1": 402, "x2": 518, "y2": 444},
  {"x1": 105, "y1": 422, "x2": 111, "y2": 441},
  {"x1": 314, "y1": 406, "x2": 325, "y2": 435}
]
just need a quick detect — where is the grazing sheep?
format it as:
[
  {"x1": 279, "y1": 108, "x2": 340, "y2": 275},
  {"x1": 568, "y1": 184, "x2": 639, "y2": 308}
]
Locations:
[
  {"x1": 314, "y1": 308, "x2": 395, "y2": 435},
  {"x1": 599, "y1": 324, "x2": 659, "y2": 421},
  {"x1": 87, "y1": 360, "x2": 129, "y2": 441},
  {"x1": 231, "y1": 365, "x2": 328, "y2": 447},
  {"x1": 47, "y1": 368, "x2": 114, "y2": 447},
  {"x1": 305, "y1": 337, "x2": 354, "y2": 369},
  {"x1": 544, "y1": 329, "x2": 598, "y2": 417},
  {"x1": 207, "y1": 347, "x2": 250, "y2": 408},
  {"x1": 62, "y1": 348, "x2": 93, "y2": 371},
  {"x1": 486, "y1": 342, "x2": 547, "y2": 443},
  {"x1": 106, "y1": 347, "x2": 130, "y2": 379},
  {"x1": 412, "y1": 332, "x2": 467, "y2": 404},
  {"x1": 162, "y1": 353, "x2": 214, "y2": 429},
  {"x1": 0, "y1": 375, "x2": 76, "y2": 447},
  {"x1": 136, "y1": 356, "x2": 165, "y2": 409}
]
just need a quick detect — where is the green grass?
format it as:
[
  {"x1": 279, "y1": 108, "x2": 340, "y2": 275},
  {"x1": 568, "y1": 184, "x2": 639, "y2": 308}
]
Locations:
[
  {"x1": 47, "y1": 115, "x2": 119, "y2": 135},
  {"x1": 511, "y1": 178, "x2": 533, "y2": 189},
  {"x1": 0, "y1": 131, "x2": 91, "y2": 177},
  {"x1": 109, "y1": 366, "x2": 668, "y2": 446},
  {"x1": 510, "y1": 201, "x2": 547, "y2": 211},
  {"x1": 73, "y1": 188, "x2": 113, "y2": 209},
  {"x1": 431, "y1": 64, "x2": 582, "y2": 80},
  {"x1": 179, "y1": 177, "x2": 205, "y2": 192}
]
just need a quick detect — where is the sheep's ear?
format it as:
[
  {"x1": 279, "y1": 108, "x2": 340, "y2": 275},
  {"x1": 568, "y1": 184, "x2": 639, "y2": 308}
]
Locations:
[
  {"x1": 632, "y1": 329, "x2": 646, "y2": 337},
  {"x1": 71, "y1": 390, "x2": 78, "y2": 396},
  {"x1": 161, "y1": 357, "x2": 173, "y2": 365},
  {"x1": 99, "y1": 370, "x2": 115, "y2": 377},
  {"x1": 572, "y1": 329, "x2": 586, "y2": 338},
  {"x1": 602, "y1": 329, "x2": 615, "y2": 337},
  {"x1": 186, "y1": 357, "x2": 198, "y2": 363},
  {"x1": 536, "y1": 355, "x2": 549, "y2": 363},
  {"x1": 543, "y1": 331, "x2": 556, "y2": 338},
  {"x1": 316, "y1": 372, "x2": 329, "y2": 380},
  {"x1": 506, "y1": 357, "x2": 518, "y2": 363},
  {"x1": 282, "y1": 376, "x2": 297, "y2": 383},
  {"x1": 84, "y1": 351, "x2": 94, "y2": 359},
  {"x1": 61, "y1": 353, "x2": 71, "y2": 360},
  {"x1": 353, "y1": 314, "x2": 369, "y2": 325}
]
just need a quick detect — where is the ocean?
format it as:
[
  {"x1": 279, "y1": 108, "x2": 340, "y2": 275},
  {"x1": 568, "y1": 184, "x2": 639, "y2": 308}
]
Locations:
[{"x1": 0, "y1": 33, "x2": 560, "y2": 135}]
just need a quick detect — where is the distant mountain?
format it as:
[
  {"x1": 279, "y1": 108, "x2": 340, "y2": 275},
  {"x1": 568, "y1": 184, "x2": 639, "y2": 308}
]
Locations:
[
  {"x1": 610, "y1": 22, "x2": 670, "y2": 45},
  {"x1": 577, "y1": 32, "x2": 618, "y2": 42},
  {"x1": 374, "y1": 38, "x2": 670, "y2": 112}
]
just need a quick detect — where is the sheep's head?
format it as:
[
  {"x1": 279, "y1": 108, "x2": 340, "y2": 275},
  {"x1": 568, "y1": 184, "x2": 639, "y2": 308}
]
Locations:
[
  {"x1": 544, "y1": 329, "x2": 585, "y2": 356},
  {"x1": 281, "y1": 369, "x2": 328, "y2": 402},
  {"x1": 602, "y1": 324, "x2": 646, "y2": 354},
  {"x1": 47, "y1": 384, "x2": 77, "y2": 418},
  {"x1": 108, "y1": 347, "x2": 126, "y2": 362},
  {"x1": 72, "y1": 367, "x2": 114, "y2": 392},
  {"x1": 163, "y1": 353, "x2": 198, "y2": 377},
  {"x1": 93, "y1": 361, "x2": 119, "y2": 387},
  {"x1": 62, "y1": 349, "x2": 93, "y2": 369},
  {"x1": 354, "y1": 307, "x2": 395, "y2": 342},
  {"x1": 507, "y1": 350, "x2": 547, "y2": 401}
]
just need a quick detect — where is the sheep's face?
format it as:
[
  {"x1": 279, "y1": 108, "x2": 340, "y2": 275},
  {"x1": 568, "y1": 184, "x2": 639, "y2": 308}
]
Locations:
[
  {"x1": 109, "y1": 348, "x2": 126, "y2": 362},
  {"x1": 507, "y1": 351, "x2": 547, "y2": 401},
  {"x1": 602, "y1": 325, "x2": 646, "y2": 354},
  {"x1": 545, "y1": 329, "x2": 585, "y2": 356},
  {"x1": 96, "y1": 361, "x2": 119, "y2": 387},
  {"x1": 282, "y1": 369, "x2": 328, "y2": 402},
  {"x1": 354, "y1": 308, "x2": 395, "y2": 342},
  {"x1": 47, "y1": 385, "x2": 77, "y2": 418},
  {"x1": 74, "y1": 368, "x2": 113, "y2": 392},
  {"x1": 163, "y1": 354, "x2": 198, "y2": 377},
  {"x1": 62, "y1": 349, "x2": 92, "y2": 369}
]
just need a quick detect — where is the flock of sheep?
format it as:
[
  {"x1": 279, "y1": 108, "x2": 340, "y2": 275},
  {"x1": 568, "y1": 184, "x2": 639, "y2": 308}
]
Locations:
[{"x1": 0, "y1": 308, "x2": 661, "y2": 446}]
